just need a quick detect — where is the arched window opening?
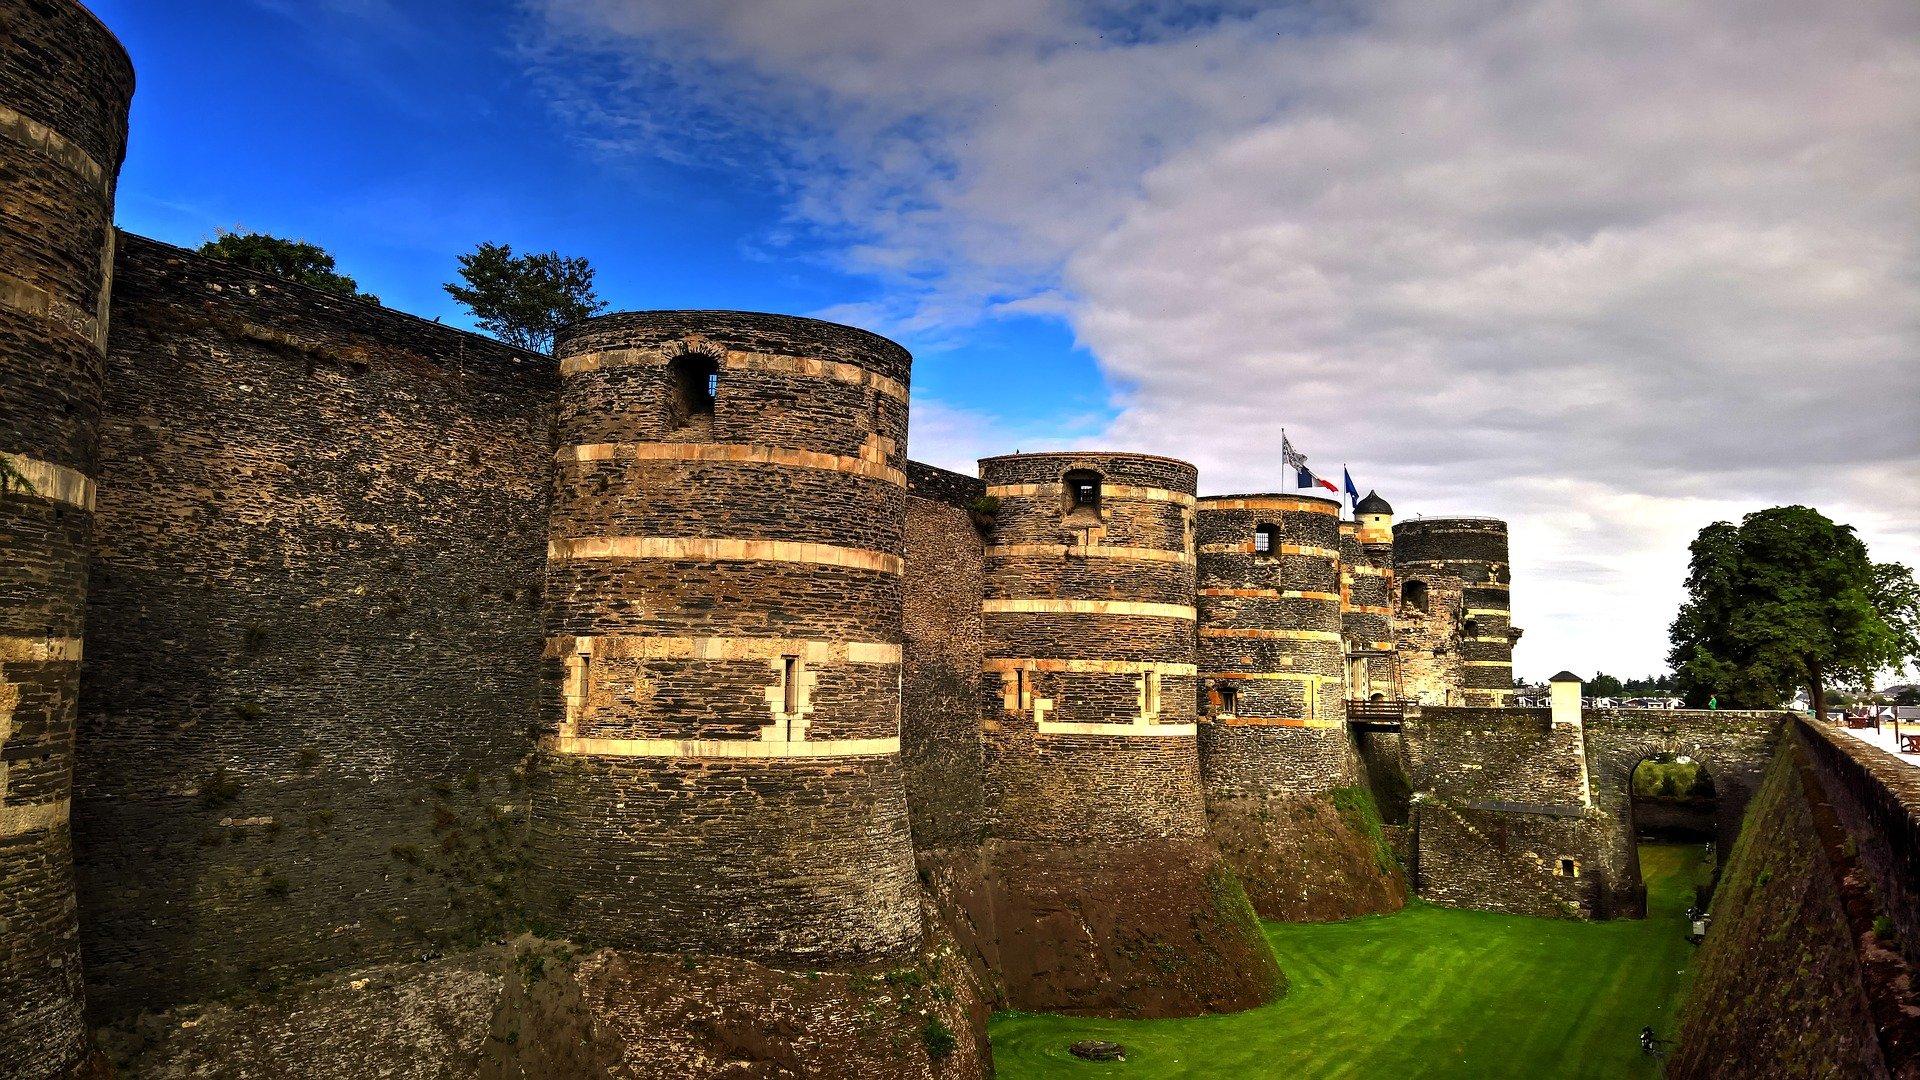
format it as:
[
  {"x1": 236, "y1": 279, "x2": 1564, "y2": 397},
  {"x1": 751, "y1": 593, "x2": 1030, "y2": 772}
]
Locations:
[
  {"x1": 1063, "y1": 469, "x2": 1102, "y2": 518},
  {"x1": 1403, "y1": 579, "x2": 1430, "y2": 613},
  {"x1": 1254, "y1": 524, "x2": 1279, "y2": 555},
  {"x1": 668, "y1": 353, "x2": 718, "y2": 427}
]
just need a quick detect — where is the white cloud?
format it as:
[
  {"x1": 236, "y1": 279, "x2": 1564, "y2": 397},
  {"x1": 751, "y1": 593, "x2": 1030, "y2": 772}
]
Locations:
[{"x1": 528, "y1": 0, "x2": 1920, "y2": 678}]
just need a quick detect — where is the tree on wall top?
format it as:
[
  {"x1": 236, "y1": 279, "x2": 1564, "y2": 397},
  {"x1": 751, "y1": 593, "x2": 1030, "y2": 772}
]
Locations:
[
  {"x1": 199, "y1": 231, "x2": 378, "y2": 303},
  {"x1": 443, "y1": 242, "x2": 607, "y2": 355},
  {"x1": 1667, "y1": 506, "x2": 1920, "y2": 712}
]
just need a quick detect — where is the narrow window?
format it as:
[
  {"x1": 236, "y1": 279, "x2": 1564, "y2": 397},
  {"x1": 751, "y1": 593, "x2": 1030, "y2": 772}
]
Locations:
[
  {"x1": 569, "y1": 649, "x2": 593, "y2": 725},
  {"x1": 1403, "y1": 579, "x2": 1430, "y2": 613},
  {"x1": 1145, "y1": 670, "x2": 1162, "y2": 717},
  {"x1": 1016, "y1": 668, "x2": 1030, "y2": 711},
  {"x1": 668, "y1": 353, "x2": 718, "y2": 425},
  {"x1": 1463, "y1": 618, "x2": 1480, "y2": 640},
  {"x1": 1063, "y1": 469, "x2": 1102, "y2": 516},
  {"x1": 782, "y1": 655, "x2": 800, "y2": 715},
  {"x1": 1254, "y1": 524, "x2": 1279, "y2": 555},
  {"x1": 1219, "y1": 683, "x2": 1238, "y2": 717},
  {"x1": 1558, "y1": 858, "x2": 1577, "y2": 877},
  {"x1": 1303, "y1": 679, "x2": 1317, "y2": 721}
]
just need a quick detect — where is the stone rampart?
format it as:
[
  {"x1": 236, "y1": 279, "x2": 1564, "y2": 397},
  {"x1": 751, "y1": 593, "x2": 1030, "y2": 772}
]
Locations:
[
  {"x1": 1796, "y1": 719, "x2": 1920, "y2": 968},
  {"x1": 76, "y1": 233, "x2": 555, "y2": 1017},
  {"x1": 0, "y1": 3, "x2": 132, "y2": 1074},
  {"x1": 1670, "y1": 728, "x2": 1919, "y2": 1079}
]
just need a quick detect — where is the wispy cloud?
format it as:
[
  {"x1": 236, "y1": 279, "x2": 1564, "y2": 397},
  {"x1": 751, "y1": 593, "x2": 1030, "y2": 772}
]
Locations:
[{"x1": 523, "y1": 0, "x2": 1920, "y2": 677}]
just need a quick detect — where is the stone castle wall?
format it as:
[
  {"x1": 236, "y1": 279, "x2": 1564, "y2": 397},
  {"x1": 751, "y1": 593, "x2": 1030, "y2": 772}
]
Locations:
[
  {"x1": 528, "y1": 310, "x2": 921, "y2": 966},
  {"x1": 1401, "y1": 706, "x2": 1606, "y2": 917},
  {"x1": 75, "y1": 234, "x2": 557, "y2": 1017},
  {"x1": 0, "y1": 3, "x2": 133, "y2": 1074}
]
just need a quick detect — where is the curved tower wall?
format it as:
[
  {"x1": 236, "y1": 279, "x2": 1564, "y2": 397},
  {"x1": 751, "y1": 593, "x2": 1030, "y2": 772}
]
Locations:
[
  {"x1": 980, "y1": 452, "x2": 1204, "y2": 839},
  {"x1": 1194, "y1": 496, "x2": 1406, "y2": 919},
  {"x1": 1340, "y1": 521, "x2": 1397, "y2": 700},
  {"x1": 532, "y1": 311, "x2": 921, "y2": 965},
  {"x1": 1194, "y1": 495, "x2": 1345, "y2": 731},
  {"x1": 977, "y1": 452, "x2": 1279, "y2": 1016},
  {"x1": 0, "y1": 3, "x2": 133, "y2": 1074},
  {"x1": 1395, "y1": 518, "x2": 1514, "y2": 707}
]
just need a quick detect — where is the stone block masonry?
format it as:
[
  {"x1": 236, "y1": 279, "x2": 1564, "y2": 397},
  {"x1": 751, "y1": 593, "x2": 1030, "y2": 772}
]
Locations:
[
  {"x1": 75, "y1": 233, "x2": 557, "y2": 1017},
  {"x1": 531, "y1": 310, "x2": 921, "y2": 965},
  {"x1": 976, "y1": 452, "x2": 1279, "y2": 1016},
  {"x1": 1194, "y1": 494, "x2": 1407, "y2": 920},
  {"x1": 0, "y1": 3, "x2": 132, "y2": 1076}
]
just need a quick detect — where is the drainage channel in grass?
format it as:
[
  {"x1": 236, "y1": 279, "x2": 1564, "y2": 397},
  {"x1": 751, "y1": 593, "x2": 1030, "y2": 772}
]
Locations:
[{"x1": 990, "y1": 842, "x2": 1709, "y2": 1079}]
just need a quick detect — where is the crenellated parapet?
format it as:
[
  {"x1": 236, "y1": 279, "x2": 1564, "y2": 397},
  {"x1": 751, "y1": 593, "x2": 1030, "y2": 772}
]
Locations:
[
  {"x1": 531, "y1": 311, "x2": 922, "y2": 966},
  {"x1": 0, "y1": 2, "x2": 133, "y2": 1075}
]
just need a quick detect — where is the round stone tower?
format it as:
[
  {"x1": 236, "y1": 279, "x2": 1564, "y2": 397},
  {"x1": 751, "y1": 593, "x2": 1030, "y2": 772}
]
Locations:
[
  {"x1": 1195, "y1": 494, "x2": 1346, "y2": 727},
  {"x1": 532, "y1": 311, "x2": 921, "y2": 965},
  {"x1": 1394, "y1": 517, "x2": 1515, "y2": 707},
  {"x1": 977, "y1": 452, "x2": 1278, "y2": 1016},
  {"x1": 1194, "y1": 494, "x2": 1405, "y2": 919},
  {"x1": 1341, "y1": 491, "x2": 1397, "y2": 701},
  {"x1": 0, "y1": 2, "x2": 133, "y2": 1074}
]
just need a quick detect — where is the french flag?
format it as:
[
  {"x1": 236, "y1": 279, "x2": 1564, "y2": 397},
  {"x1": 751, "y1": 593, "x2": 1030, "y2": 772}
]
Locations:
[{"x1": 1296, "y1": 467, "x2": 1339, "y2": 493}]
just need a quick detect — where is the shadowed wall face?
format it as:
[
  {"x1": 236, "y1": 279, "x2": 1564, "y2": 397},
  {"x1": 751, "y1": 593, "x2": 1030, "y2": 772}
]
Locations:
[
  {"x1": 76, "y1": 235, "x2": 556, "y2": 1017},
  {"x1": 0, "y1": 2, "x2": 132, "y2": 1074},
  {"x1": 532, "y1": 311, "x2": 922, "y2": 965}
]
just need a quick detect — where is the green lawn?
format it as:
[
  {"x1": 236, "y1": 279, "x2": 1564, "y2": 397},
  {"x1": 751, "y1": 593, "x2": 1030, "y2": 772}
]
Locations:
[{"x1": 990, "y1": 843, "x2": 1707, "y2": 1079}]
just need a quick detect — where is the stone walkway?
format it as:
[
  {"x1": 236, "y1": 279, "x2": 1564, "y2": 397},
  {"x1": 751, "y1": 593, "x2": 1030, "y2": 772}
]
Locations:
[{"x1": 1836, "y1": 720, "x2": 1920, "y2": 768}]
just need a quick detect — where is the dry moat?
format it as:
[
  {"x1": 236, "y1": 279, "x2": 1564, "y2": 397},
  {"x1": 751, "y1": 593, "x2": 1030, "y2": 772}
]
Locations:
[{"x1": 992, "y1": 842, "x2": 1706, "y2": 1079}]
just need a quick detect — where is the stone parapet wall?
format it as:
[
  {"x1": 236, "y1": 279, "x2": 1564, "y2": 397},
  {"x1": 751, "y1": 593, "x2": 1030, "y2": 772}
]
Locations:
[
  {"x1": 534, "y1": 310, "x2": 920, "y2": 963},
  {"x1": 0, "y1": 4, "x2": 133, "y2": 1074},
  {"x1": 1796, "y1": 718, "x2": 1920, "y2": 968},
  {"x1": 76, "y1": 232, "x2": 556, "y2": 1017}
]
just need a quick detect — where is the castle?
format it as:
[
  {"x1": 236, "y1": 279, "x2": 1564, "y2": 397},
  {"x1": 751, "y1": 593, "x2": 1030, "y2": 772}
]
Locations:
[{"x1": 6, "y1": 4, "x2": 1917, "y2": 1078}]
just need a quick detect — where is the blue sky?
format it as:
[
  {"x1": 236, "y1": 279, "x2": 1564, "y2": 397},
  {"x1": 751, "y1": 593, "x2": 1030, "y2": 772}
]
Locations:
[
  {"x1": 86, "y1": 0, "x2": 1919, "y2": 679},
  {"x1": 93, "y1": 0, "x2": 1119, "y2": 455}
]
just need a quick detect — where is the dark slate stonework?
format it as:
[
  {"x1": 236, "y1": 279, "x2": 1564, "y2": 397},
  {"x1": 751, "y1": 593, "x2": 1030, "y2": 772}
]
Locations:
[
  {"x1": 974, "y1": 452, "x2": 1277, "y2": 1016},
  {"x1": 532, "y1": 309, "x2": 922, "y2": 965},
  {"x1": 1192, "y1": 495, "x2": 1406, "y2": 920},
  {"x1": 1669, "y1": 734, "x2": 1908, "y2": 1079},
  {"x1": 1400, "y1": 706, "x2": 1782, "y2": 919},
  {"x1": 75, "y1": 233, "x2": 556, "y2": 1018},
  {"x1": 0, "y1": 4, "x2": 132, "y2": 1075},
  {"x1": 906, "y1": 459, "x2": 985, "y2": 510}
]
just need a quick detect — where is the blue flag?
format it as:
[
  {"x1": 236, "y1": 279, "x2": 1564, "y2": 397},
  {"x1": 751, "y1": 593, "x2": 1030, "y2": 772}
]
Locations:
[
  {"x1": 1344, "y1": 468, "x2": 1360, "y2": 510},
  {"x1": 1297, "y1": 467, "x2": 1314, "y2": 489}
]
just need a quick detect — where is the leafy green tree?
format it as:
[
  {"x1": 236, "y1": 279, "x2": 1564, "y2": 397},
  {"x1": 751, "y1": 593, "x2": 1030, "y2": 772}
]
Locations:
[
  {"x1": 1668, "y1": 506, "x2": 1920, "y2": 712},
  {"x1": 199, "y1": 231, "x2": 377, "y2": 302},
  {"x1": 1897, "y1": 687, "x2": 1920, "y2": 706},
  {"x1": 443, "y1": 242, "x2": 606, "y2": 355},
  {"x1": 1588, "y1": 672, "x2": 1625, "y2": 697}
]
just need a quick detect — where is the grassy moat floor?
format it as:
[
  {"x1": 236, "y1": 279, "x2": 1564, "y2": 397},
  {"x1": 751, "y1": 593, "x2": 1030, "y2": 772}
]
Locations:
[{"x1": 990, "y1": 842, "x2": 1709, "y2": 1079}]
